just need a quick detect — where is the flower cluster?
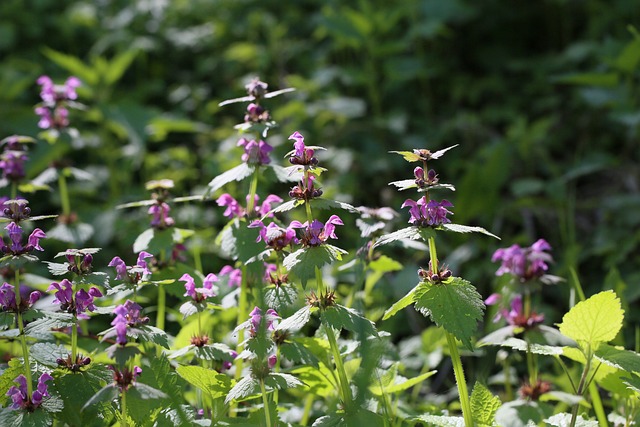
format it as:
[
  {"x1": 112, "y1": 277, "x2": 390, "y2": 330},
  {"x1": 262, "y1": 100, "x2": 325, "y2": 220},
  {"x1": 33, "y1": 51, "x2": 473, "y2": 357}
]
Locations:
[
  {"x1": 249, "y1": 220, "x2": 298, "y2": 251},
  {"x1": 414, "y1": 166, "x2": 439, "y2": 188},
  {"x1": 0, "y1": 222, "x2": 46, "y2": 256},
  {"x1": 148, "y1": 202, "x2": 175, "y2": 229},
  {"x1": 48, "y1": 279, "x2": 102, "y2": 319},
  {"x1": 6, "y1": 373, "x2": 53, "y2": 411},
  {"x1": 35, "y1": 75, "x2": 81, "y2": 130},
  {"x1": 249, "y1": 306, "x2": 279, "y2": 337},
  {"x1": 216, "y1": 193, "x2": 282, "y2": 219},
  {"x1": 109, "y1": 252, "x2": 154, "y2": 284},
  {"x1": 0, "y1": 137, "x2": 31, "y2": 182},
  {"x1": 237, "y1": 138, "x2": 272, "y2": 165},
  {"x1": 64, "y1": 250, "x2": 94, "y2": 275},
  {"x1": 290, "y1": 215, "x2": 343, "y2": 247},
  {"x1": 288, "y1": 131, "x2": 318, "y2": 166},
  {"x1": 492, "y1": 239, "x2": 552, "y2": 282},
  {"x1": 180, "y1": 273, "x2": 218, "y2": 303},
  {"x1": 111, "y1": 300, "x2": 149, "y2": 345},
  {"x1": 218, "y1": 265, "x2": 242, "y2": 288},
  {"x1": 109, "y1": 365, "x2": 142, "y2": 392},
  {"x1": 289, "y1": 175, "x2": 323, "y2": 201},
  {"x1": 0, "y1": 283, "x2": 40, "y2": 313},
  {"x1": 401, "y1": 196, "x2": 453, "y2": 227},
  {"x1": 485, "y1": 294, "x2": 545, "y2": 329}
]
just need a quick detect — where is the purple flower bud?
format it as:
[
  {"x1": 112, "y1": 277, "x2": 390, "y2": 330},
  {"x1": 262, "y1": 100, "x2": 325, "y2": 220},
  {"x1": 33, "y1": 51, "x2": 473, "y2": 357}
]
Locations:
[
  {"x1": 218, "y1": 266, "x2": 242, "y2": 287},
  {"x1": 492, "y1": 239, "x2": 553, "y2": 282},
  {"x1": 27, "y1": 228, "x2": 46, "y2": 251},
  {"x1": 108, "y1": 256, "x2": 128, "y2": 280},
  {"x1": 268, "y1": 354, "x2": 277, "y2": 369}
]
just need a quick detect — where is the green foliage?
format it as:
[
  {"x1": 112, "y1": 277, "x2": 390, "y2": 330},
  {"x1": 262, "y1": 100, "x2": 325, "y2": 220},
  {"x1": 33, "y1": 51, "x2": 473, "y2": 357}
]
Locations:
[
  {"x1": 414, "y1": 277, "x2": 485, "y2": 351},
  {"x1": 470, "y1": 382, "x2": 501, "y2": 427},
  {"x1": 283, "y1": 245, "x2": 347, "y2": 289},
  {"x1": 175, "y1": 365, "x2": 232, "y2": 401}
]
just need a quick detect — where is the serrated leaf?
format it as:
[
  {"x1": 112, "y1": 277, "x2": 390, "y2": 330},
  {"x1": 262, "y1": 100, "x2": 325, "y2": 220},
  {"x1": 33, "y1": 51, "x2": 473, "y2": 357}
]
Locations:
[
  {"x1": 130, "y1": 382, "x2": 168, "y2": 400},
  {"x1": 136, "y1": 325, "x2": 170, "y2": 348},
  {"x1": 194, "y1": 343, "x2": 237, "y2": 361},
  {"x1": 224, "y1": 375, "x2": 259, "y2": 404},
  {"x1": 44, "y1": 262, "x2": 71, "y2": 276},
  {"x1": 310, "y1": 198, "x2": 359, "y2": 213},
  {"x1": 373, "y1": 226, "x2": 421, "y2": 248},
  {"x1": 284, "y1": 246, "x2": 346, "y2": 289},
  {"x1": 470, "y1": 382, "x2": 501, "y2": 426},
  {"x1": 544, "y1": 413, "x2": 598, "y2": 427},
  {"x1": 264, "y1": 284, "x2": 299, "y2": 309},
  {"x1": 81, "y1": 384, "x2": 117, "y2": 411},
  {"x1": 622, "y1": 373, "x2": 640, "y2": 394},
  {"x1": 176, "y1": 365, "x2": 233, "y2": 401},
  {"x1": 264, "y1": 372, "x2": 304, "y2": 391},
  {"x1": 280, "y1": 341, "x2": 320, "y2": 367},
  {"x1": 179, "y1": 301, "x2": 201, "y2": 319},
  {"x1": 29, "y1": 343, "x2": 69, "y2": 367},
  {"x1": 106, "y1": 344, "x2": 141, "y2": 366},
  {"x1": 370, "y1": 370, "x2": 436, "y2": 396},
  {"x1": 277, "y1": 305, "x2": 313, "y2": 332},
  {"x1": 558, "y1": 290, "x2": 624, "y2": 351},
  {"x1": 594, "y1": 344, "x2": 640, "y2": 373},
  {"x1": 409, "y1": 415, "x2": 464, "y2": 426},
  {"x1": 46, "y1": 223, "x2": 94, "y2": 244},
  {"x1": 262, "y1": 199, "x2": 304, "y2": 218},
  {"x1": 414, "y1": 278, "x2": 484, "y2": 351},
  {"x1": 24, "y1": 312, "x2": 75, "y2": 338},
  {"x1": 217, "y1": 218, "x2": 264, "y2": 262},
  {"x1": 382, "y1": 282, "x2": 429, "y2": 321},
  {"x1": 323, "y1": 304, "x2": 377, "y2": 337},
  {"x1": 291, "y1": 365, "x2": 333, "y2": 396},
  {"x1": 499, "y1": 338, "x2": 565, "y2": 356},
  {"x1": 441, "y1": 223, "x2": 500, "y2": 239},
  {"x1": 206, "y1": 163, "x2": 255, "y2": 195},
  {"x1": 53, "y1": 366, "x2": 111, "y2": 425}
]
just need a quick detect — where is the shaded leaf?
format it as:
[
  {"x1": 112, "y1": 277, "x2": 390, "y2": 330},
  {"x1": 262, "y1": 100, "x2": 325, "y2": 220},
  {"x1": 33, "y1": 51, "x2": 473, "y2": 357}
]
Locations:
[
  {"x1": 264, "y1": 372, "x2": 305, "y2": 391},
  {"x1": 284, "y1": 245, "x2": 347, "y2": 289},
  {"x1": 323, "y1": 304, "x2": 377, "y2": 337},
  {"x1": 29, "y1": 342, "x2": 69, "y2": 367},
  {"x1": 373, "y1": 226, "x2": 422, "y2": 248},
  {"x1": 594, "y1": 344, "x2": 640, "y2": 373},
  {"x1": 370, "y1": 369, "x2": 436, "y2": 396},
  {"x1": 224, "y1": 376, "x2": 259, "y2": 404},
  {"x1": 310, "y1": 198, "x2": 359, "y2": 213},
  {"x1": 81, "y1": 384, "x2": 117, "y2": 411},
  {"x1": 206, "y1": 163, "x2": 255, "y2": 195}
]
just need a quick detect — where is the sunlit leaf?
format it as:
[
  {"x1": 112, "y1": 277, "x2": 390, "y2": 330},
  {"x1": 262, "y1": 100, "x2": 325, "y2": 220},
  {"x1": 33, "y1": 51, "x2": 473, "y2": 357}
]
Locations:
[
  {"x1": 441, "y1": 223, "x2": 500, "y2": 239},
  {"x1": 206, "y1": 163, "x2": 255, "y2": 195},
  {"x1": 470, "y1": 382, "x2": 501, "y2": 426}
]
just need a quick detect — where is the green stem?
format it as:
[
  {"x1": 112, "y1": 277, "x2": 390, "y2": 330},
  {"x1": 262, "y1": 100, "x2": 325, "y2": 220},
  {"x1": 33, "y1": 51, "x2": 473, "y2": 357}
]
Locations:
[
  {"x1": 260, "y1": 378, "x2": 272, "y2": 427},
  {"x1": 246, "y1": 169, "x2": 260, "y2": 215},
  {"x1": 300, "y1": 395, "x2": 314, "y2": 426},
  {"x1": 445, "y1": 331, "x2": 473, "y2": 427},
  {"x1": 569, "y1": 346, "x2": 592, "y2": 427},
  {"x1": 322, "y1": 312, "x2": 353, "y2": 409},
  {"x1": 71, "y1": 317, "x2": 78, "y2": 362},
  {"x1": 14, "y1": 271, "x2": 33, "y2": 396},
  {"x1": 588, "y1": 381, "x2": 608, "y2": 427},
  {"x1": 121, "y1": 389, "x2": 128, "y2": 427},
  {"x1": 232, "y1": 265, "x2": 249, "y2": 417},
  {"x1": 526, "y1": 341, "x2": 537, "y2": 385},
  {"x1": 156, "y1": 284, "x2": 165, "y2": 330},
  {"x1": 503, "y1": 355, "x2": 514, "y2": 401},
  {"x1": 10, "y1": 182, "x2": 17, "y2": 200},
  {"x1": 58, "y1": 172, "x2": 71, "y2": 217},
  {"x1": 428, "y1": 237, "x2": 438, "y2": 274}
]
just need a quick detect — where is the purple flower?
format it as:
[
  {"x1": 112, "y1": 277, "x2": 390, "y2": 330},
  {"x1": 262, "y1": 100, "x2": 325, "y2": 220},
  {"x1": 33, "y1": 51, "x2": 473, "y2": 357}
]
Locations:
[
  {"x1": 0, "y1": 222, "x2": 46, "y2": 256},
  {"x1": 148, "y1": 202, "x2": 175, "y2": 229},
  {"x1": 37, "y1": 75, "x2": 81, "y2": 104},
  {"x1": 268, "y1": 354, "x2": 277, "y2": 369},
  {"x1": 0, "y1": 149, "x2": 28, "y2": 181},
  {"x1": 222, "y1": 350, "x2": 238, "y2": 371},
  {"x1": 486, "y1": 294, "x2": 545, "y2": 329},
  {"x1": 237, "y1": 138, "x2": 273, "y2": 165},
  {"x1": 6, "y1": 373, "x2": 53, "y2": 410},
  {"x1": 48, "y1": 279, "x2": 102, "y2": 318},
  {"x1": 0, "y1": 283, "x2": 40, "y2": 313},
  {"x1": 401, "y1": 196, "x2": 453, "y2": 227},
  {"x1": 218, "y1": 265, "x2": 242, "y2": 287},
  {"x1": 263, "y1": 263, "x2": 278, "y2": 283},
  {"x1": 217, "y1": 193, "x2": 282, "y2": 219},
  {"x1": 288, "y1": 131, "x2": 318, "y2": 166},
  {"x1": 492, "y1": 239, "x2": 552, "y2": 282},
  {"x1": 180, "y1": 273, "x2": 217, "y2": 303},
  {"x1": 289, "y1": 215, "x2": 343, "y2": 247},
  {"x1": 248, "y1": 306, "x2": 279, "y2": 336},
  {"x1": 245, "y1": 78, "x2": 268, "y2": 98},
  {"x1": 108, "y1": 252, "x2": 154, "y2": 284},
  {"x1": 111, "y1": 304, "x2": 129, "y2": 345},
  {"x1": 414, "y1": 167, "x2": 439, "y2": 187}
]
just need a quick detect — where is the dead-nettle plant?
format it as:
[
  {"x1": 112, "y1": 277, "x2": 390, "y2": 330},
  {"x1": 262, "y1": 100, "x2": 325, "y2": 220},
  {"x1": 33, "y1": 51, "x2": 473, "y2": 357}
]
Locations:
[{"x1": 375, "y1": 146, "x2": 501, "y2": 427}]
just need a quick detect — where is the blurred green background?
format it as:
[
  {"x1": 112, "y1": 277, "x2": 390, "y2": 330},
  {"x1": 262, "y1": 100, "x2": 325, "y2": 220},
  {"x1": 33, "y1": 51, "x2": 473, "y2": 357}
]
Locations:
[{"x1": 0, "y1": 0, "x2": 638, "y2": 327}]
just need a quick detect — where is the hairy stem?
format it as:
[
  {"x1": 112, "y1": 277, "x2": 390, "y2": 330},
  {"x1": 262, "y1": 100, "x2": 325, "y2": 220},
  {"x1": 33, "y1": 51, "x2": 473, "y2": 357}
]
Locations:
[
  {"x1": 121, "y1": 389, "x2": 128, "y2": 427},
  {"x1": 14, "y1": 271, "x2": 33, "y2": 396},
  {"x1": 445, "y1": 331, "x2": 473, "y2": 426},
  {"x1": 260, "y1": 378, "x2": 272, "y2": 427},
  {"x1": 156, "y1": 284, "x2": 166, "y2": 330},
  {"x1": 300, "y1": 395, "x2": 314, "y2": 426},
  {"x1": 322, "y1": 313, "x2": 353, "y2": 409},
  {"x1": 58, "y1": 172, "x2": 71, "y2": 217},
  {"x1": 569, "y1": 345, "x2": 592, "y2": 427}
]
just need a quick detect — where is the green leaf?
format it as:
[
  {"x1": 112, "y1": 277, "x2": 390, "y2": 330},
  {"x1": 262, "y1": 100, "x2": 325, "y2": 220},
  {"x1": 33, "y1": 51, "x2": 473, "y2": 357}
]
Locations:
[
  {"x1": 323, "y1": 304, "x2": 377, "y2": 337},
  {"x1": 409, "y1": 415, "x2": 464, "y2": 426},
  {"x1": 594, "y1": 344, "x2": 640, "y2": 373},
  {"x1": 499, "y1": 338, "x2": 565, "y2": 356},
  {"x1": 414, "y1": 277, "x2": 484, "y2": 351},
  {"x1": 24, "y1": 312, "x2": 75, "y2": 339},
  {"x1": 553, "y1": 72, "x2": 619, "y2": 87},
  {"x1": 29, "y1": 343, "x2": 69, "y2": 367},
  {"x1": 175, "y1": 365, "x2": 232, "y2": 401},
  {"x1": 558, "y1": 290, "x2": 624, "y2": 350},
  {"x1": 310, "y1": 198, "x2": 359, "y2": 213},
  {"x1": 369, "y1": 370, "x2": 436, "y2": 396},
  {"x1": 206, "y1": 163, "x2": 255, "y2": 195},
  {"x1": 495, "y1": 400, "x2": 553, "y2": 427},
  {"x1": 441, "y1": 223, "x2": 500, "y2": 239},
  {"x1": 290, "y1": 366, "x2": 334, "y2": 397},
  {"x1": 264, "y1": 284, "x2": 299, "y2": 310},
  {"x1": 373, "y1": 226, "x2": 421, "y2": 248},
  {"x1": 284, "y1": 245, "x2": 347, "y2": 289},
  {"x1": 264, "y1": 372, "x2": 305, "y2": 391},
  {"x1": 130, "y1": 382, "x2": 168, "y2": 400},
  {"x1": 382, "y1": 282, "x2": 429, "y2": 320},
  {"x1": 622, "y1": 373, "x2": 640, "y2": 394},
  {"x1": 280, "y1": 341, "x2": 320, "y2": 367},
  {"x1": 53, "y1": 366, "x2": 111, "y2": 425},
  {"x1": 224, "y1": 376, "x2": 259, "y2": 404},
  {"x1": 277, "y1": 305, "x2": 313, "y2": 332},
  {"x1": 41, "y1": 48, "x2": 98, "y2": 85},
  {"x1": 217, "y1": 218, "x2": 264, "y2": 262},
  {"x1": 544, "y1": 413, "x2": 598, "y2": 427},
  {"x1": 81, "y1": 384, "x2": 117, "y2": 411},
  {"x1": 135, "y1": 325, "x2": 170, "y2": 348},
  {"x1": 194, "y1": 343, "x2": 237, "y2": 361},
  {"x1": 470, "y1": 382, "x2": 501, "y2": 426}
]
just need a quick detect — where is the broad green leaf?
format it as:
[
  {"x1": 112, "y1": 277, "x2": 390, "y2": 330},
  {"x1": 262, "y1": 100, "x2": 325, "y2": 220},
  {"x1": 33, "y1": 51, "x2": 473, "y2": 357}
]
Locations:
[
  {"x1": 594, "y1": 344, "x2": 640, "y2": 373},
  {"x1": 284, "y1": 245, "x2": 346, "y2": 289},
  {"x1": 25, "y1": 312, "x2": 75, "y2": 339},
  {"x1": 217, "y1": 218, "x2": 264, "y2": 262},
  {"x1": 369, "y1": 370, "x2": 436, "y2": 396},
  {"x1": 544, "y1": 413, "x2": 598, "y2": 427},
  {"x1": 206, "y1": 163, "x2": 254, "y2": 195},
  {"x1": 368, "y1": 255, "x2": 403, "y2": 273},
  {"x1": 81, "y1": 384, "x2": 117, "y2": 411},
  {"x1": 414, "y1": 277, "x2": 484, "y2": 350},
  {"x1": 622, "y1": 373, "x2": 640, "y2": 394},
  {"x1": 265, "y1": 284, "x2": 299, "y2": 309},
  {"x1": 280, "y1": 341, "x2": 320, "y2": 367},
  {"x1": 323, "y1": 304, "x2": 377, "y2": 337},
  {"x1": 291, "y1": 366, "x2": 334, "y2": 397},
  {"x1": 382, "y1": 282, "x2": 429, "y2": 320},
  {"x1": 277, "y1": 305, "x2": 313, "y2": 332},
  {"x1": 53, "y1": 366, "x2": 111, "y2": 425},
  {"x1": 373, "y1": 226, "x2": 421, "y2": 248},
  {"x1": 441, "y1": 223, "x2": 500, "y2": 239},
  {"x1": 30, "y1": 343, "x2": 69, "y2": 367},
  {"x1": 470, "y1": 382, "x2": 501, "y2": 426},
  {"x1": 194, "y1": 343, "x2": 237, "y2": 361},
  {"x1": 310, "y1": 198, "x2": 359, "y2": 213},
  {"x1": 136, "y1": 325, "x2": 170, "y2": 348},
  {"x1": 130, "y1": 382, "x2": 168, "y2": 400},
  {"x1": 558, "y1": 290, "x2": 624, "y2": 350},
  {"x1": 264, "y1": 372, "x2": 304, "y2": 391},
  {"x1": 409, "y1": 415, "x2": 464, "y2": 426},
  {"x1": 224, "y1": 376, "x2": 259, "y2": 404},
  {"x1": 499, "y1": 338, "x2": 564, "y2": 356},
  {"x1": 41, "y1": 48, "x2": 98, "y2": 84},
  {"x1": 176, "y1": 365, "x2": 233, "y2": 401}
]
